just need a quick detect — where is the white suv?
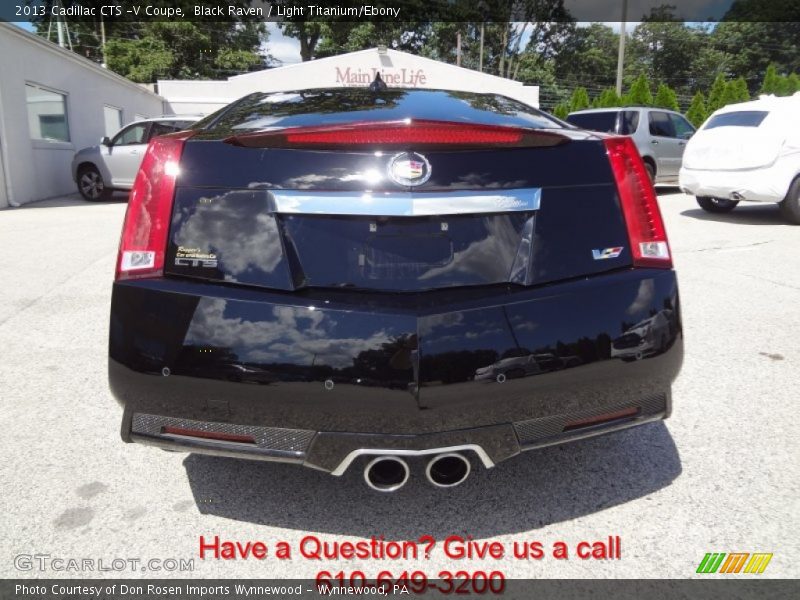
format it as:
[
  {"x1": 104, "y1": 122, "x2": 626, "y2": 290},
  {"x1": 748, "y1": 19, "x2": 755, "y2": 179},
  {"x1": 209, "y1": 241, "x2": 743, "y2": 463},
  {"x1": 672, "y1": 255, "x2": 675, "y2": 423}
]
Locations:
[
  {"x1": 71, "y1": 116, "x2": 200, "y2": 201},
  {"x1": 679, "y1": 94, "x2": 800, "y2": 223}
]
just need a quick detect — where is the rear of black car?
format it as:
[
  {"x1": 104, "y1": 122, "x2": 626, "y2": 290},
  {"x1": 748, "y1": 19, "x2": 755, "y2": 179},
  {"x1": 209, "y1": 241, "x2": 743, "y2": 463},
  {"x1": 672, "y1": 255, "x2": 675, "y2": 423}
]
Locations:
[{"x1": 109, "y1": 89, "x2": 682, "y2": 490}]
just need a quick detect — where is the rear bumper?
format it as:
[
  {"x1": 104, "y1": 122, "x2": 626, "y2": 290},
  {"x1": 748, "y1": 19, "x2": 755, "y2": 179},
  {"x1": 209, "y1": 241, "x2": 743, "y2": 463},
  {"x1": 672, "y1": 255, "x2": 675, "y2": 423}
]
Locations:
[
  {"x1": 109, "y1": 268, "x2": 683, "y2": 473},
  {"x1": 679, "y1": 162, "x2": 794, "y2": 203}
]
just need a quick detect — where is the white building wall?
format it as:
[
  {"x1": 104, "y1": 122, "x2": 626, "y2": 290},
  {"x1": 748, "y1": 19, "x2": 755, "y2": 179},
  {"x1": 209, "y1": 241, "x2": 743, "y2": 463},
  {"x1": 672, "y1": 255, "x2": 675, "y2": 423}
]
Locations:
[
  {"x1": 159, "y1": 48, "x2": 539, "y2": 116},
  {"x1": 0, "y1": 23, "x2": 166, "y2": 207}
]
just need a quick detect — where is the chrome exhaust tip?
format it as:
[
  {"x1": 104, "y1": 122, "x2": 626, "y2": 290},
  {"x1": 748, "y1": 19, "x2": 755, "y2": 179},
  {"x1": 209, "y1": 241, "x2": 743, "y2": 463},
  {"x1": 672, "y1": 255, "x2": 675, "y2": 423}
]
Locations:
[
  {"x1": 425, "y1": 453, "x2": 471, "y2": 488},
  {"x1": 363, "y1": 456, "x2": 410, "y2": 492}
]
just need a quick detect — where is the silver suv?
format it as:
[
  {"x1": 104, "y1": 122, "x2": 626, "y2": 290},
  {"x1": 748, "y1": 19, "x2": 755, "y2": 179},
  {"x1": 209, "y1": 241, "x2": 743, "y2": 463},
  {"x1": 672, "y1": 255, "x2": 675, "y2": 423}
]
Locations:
[
  {"x1": 71, "y1": 116, "x2": 199, "y2": 201},
  {"x1": 566, "y1": 107, "x2": 695, "y2": 184}
]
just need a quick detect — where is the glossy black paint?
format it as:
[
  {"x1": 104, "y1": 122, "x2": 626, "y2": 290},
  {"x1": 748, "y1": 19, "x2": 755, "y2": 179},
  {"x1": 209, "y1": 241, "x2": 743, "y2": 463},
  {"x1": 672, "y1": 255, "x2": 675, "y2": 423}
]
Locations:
[
  {"x1": 177, "y1": 140, "x2": 606, "y2": 192},
  {"x1": 111, "y1": 87, "x2": 683, "y2": 470},
  {"x1": 110, "y1": 268, "x2": 682, "y2": 437},
  {"x1": 192, "y1": 88, "x2": 564, "y2": 139},
  {"x1": 164, "y1": 181, "x2": 630, "y2": 292}
]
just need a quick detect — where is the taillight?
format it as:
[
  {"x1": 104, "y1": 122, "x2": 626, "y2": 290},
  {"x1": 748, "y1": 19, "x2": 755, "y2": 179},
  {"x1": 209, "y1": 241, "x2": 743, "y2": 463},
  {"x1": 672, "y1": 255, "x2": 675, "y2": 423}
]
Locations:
[
  {"x1": 563, "y1": 407, "x2": 639, "y2": 432},
  {"x1": 224, "y1": 119, "x2": 568, "y2": 150},
  {"x1": 604, "y1": 137, "x2": 672, "y2": 268},
  {"x1": 161, "y1": 426, "x2": 255, "y2": 444},
  {"x1": 115, "y1": 131, "x2": 193, "y2": 281}
]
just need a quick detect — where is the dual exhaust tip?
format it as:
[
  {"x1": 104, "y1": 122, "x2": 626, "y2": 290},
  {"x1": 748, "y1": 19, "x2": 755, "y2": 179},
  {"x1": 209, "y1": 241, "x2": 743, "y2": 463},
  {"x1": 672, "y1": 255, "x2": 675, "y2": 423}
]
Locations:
[{"x1": 363, "y1": 453, "x2": 471, "y2": 492}]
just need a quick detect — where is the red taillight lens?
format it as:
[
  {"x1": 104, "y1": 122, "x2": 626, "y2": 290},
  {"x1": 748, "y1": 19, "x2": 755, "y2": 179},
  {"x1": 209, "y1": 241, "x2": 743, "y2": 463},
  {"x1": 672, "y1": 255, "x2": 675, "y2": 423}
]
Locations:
[
  {"x1": 224, "y1": 119, "x2": 567, "y2": 150},
  {"x1": 161, "y1": 426, "x2": 255, "y2": 444},
  {"x1": 115, "y1": 131, "x2": 193, "y2": 281},
  {"x1": 604, "y1": 137, "x2": 672, "y2": 268},
  {"x1": 563, "y1": 407, "x2": 639, "y2": 432}
]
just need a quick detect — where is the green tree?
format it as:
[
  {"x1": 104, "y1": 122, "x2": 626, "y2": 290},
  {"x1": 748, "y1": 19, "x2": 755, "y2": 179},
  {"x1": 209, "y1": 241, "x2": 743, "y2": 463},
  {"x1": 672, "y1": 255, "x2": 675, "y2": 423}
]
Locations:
[
  {"x1": 719, "y1": 77, "x2": 750, "y2": 107},
  {"x1": 653, "y1": 83, "x2": 679, "y2": 110},
  {"x1": 707, "y1": 73, "x2": 728, "y2": 112},
  {"x1": 105, "y1": 37, "x2": 174, "y2": 83},
  {"x1": 624, "y1": 73, "x2": 653, "y2": 106},
  {"x1": 710, "y1": 21, "x2": 800, "y2": 90},
  {"x1": 554, "y1": 23, "x2": 619, "y2": 90},
  {"x1": 569, "y1": 87, "x2": 590, "y2": 112},
  {"x1": 593, "y1": 87, "x2": 622, "y2": 108},
  {"x1": 552, "y1": 103, "x2": 570, "y2": 120},
  {"x1": 625, "y1": 7, "x2": 703, "y2": 99},
  {"x1": 277, "y1": 23, "x2": 322, "y2": 62},
  {"x1": 760, "y1": 64, "x2": 783, "y2": 95},
  {"x1": 31, "y1": 1, "x2": 267, "y2": 80},
  {"x1": 732, "y1": 77, "x2": 751, "y2": 102},
  {"x1": 785, "y1": 73, "x2": 800, "y2": 95},
  {"x1": 685, "y1": 92, "x2": 708, "y2": 127}
]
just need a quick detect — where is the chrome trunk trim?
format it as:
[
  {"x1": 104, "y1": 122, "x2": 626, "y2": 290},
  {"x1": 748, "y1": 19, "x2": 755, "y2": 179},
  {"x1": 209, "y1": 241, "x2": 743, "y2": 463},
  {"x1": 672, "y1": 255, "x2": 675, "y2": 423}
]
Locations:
[{"x1": 268, "y1": 188, "x2": 541, "y2": 217}]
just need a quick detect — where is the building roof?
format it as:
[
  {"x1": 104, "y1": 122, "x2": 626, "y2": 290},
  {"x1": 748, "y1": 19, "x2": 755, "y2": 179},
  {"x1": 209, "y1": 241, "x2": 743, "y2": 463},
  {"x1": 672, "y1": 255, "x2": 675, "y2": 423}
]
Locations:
[{"x1": 228, "y1": 47, "x2": 524, "y2": 86}]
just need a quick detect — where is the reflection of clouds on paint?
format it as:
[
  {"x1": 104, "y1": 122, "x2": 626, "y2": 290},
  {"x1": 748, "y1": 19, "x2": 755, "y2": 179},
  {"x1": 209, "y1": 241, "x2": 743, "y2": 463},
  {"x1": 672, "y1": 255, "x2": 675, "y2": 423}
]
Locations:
[
  {"x1": 232, "y1": 116, "x2": 283, "y2": 130},
  {"x1": 280, "y1": 170, "x2": 353, "y2": 189},
  {"x1": 448, "y1": 172, "x2": 527, "y2": 190},
  {"x1": 509, "y1": 313, "x2": 538, "y2": 333},
  {"x1": 627, "y1": 279, "x2": 655, "y2": 315},
  {"x1": 247, "y1": 181, "x2": 276, "y2": 189},
  {"x1": 185, "y1": 299, "x2": 391, "y2": 369},
  {"x1": 259, "y1": 92, "x2": 303, "y2": 104},
  {"x1": 418, "y1": 312, "x2": 464, "y2": 337},
  {"x1": 466, "y1": 328, "x2": 505, "y2": 340},
  {"x1": 174, "y1": 194, "x2": 283, "y2": 276},
  {"x1": 419, "y1": 217, "x2": 519, "y2": 281}
]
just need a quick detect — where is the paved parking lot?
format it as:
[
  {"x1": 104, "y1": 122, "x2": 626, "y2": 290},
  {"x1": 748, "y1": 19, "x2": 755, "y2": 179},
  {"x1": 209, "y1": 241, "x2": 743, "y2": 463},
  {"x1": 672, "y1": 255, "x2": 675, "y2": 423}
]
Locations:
[{"x1": 0, "y1": 190, "x2": 797, "y2": 579}]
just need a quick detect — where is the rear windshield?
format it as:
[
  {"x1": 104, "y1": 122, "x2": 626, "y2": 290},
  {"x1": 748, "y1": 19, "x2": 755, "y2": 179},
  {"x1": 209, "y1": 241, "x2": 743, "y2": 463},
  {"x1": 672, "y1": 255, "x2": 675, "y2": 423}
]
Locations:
[
  {"x1": 705, "y1": 111, "x2": 769, "y2": 129},
  {"x1": 566, "y1": 112, "x2": 618, "y2": 133},
  {"x1": 198, "y1": 88, "x2": 563, "y2": 135}
]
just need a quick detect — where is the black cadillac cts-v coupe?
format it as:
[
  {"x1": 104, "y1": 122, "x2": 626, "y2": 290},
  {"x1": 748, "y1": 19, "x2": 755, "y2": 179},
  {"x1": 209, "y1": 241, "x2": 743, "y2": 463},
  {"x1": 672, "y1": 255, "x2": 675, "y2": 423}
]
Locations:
[{"x1": 109, "y1": 88, "x2": 682, "y2": 491}]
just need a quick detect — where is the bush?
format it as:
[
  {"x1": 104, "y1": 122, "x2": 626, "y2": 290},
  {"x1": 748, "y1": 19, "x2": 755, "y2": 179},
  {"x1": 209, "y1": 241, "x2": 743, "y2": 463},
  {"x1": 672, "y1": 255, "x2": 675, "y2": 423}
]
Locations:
[
  {"x1": 653, "y1": 83, "x2": 679, "y2": 111},
  {"x1": 707, "y1": 73, "x2": 728, "y2": 112},
  {"x1": 624, "y1": 73, "x2": 653, "y2": 106},
  {"x1": 568, "y1": 87, "x2": 590, "y2": 112},
  {"x1": 685, "y1": 92, "x2": 707, "y2": 127},
  {"x1": 593, "y1": 87, "x2": 622, "y2": 108},
  {"x1": 552, "y1": 103, "x2": 570, "y2": 120}
]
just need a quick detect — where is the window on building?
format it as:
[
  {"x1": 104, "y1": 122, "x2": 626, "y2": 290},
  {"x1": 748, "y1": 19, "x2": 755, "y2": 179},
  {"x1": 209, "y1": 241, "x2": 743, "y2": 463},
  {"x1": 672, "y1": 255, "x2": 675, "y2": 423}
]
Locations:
[
  {"x1": 103, "y1": 106, "x2": 123, "y2": 136},
  {"x1": 26, "y1": 83, "x2": 70, "y2": 142}
]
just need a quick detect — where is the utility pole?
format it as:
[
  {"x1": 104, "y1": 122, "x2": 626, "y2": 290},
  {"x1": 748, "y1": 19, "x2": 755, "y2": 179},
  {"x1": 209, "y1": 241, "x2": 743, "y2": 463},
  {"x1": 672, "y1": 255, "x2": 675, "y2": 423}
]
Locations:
[
  {"x1": 456, "y1": 31, "x2": 462, "y2": 67},
  {"x1": 479, "y1": 23, "x2": 485, "y2": 72},
  {"x1": 616, "y1": 0, "x2": 628, "y2": 97},
  {"x1": 100, "y1": 13, "x2": 107, "y2": 66},
  {"x1": 52, "y1": 0, "x2": 73, "y2": 51}
]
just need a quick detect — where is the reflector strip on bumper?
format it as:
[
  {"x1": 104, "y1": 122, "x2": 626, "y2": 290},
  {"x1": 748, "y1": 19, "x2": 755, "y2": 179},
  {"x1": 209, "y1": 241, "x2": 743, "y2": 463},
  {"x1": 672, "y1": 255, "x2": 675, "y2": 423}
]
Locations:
[
  {"x1": 268, "y1": 188, "x2": 541, "y2": 217},
  {"x1": 131, "y1": 413, "x2": 315, "y2": 454}
]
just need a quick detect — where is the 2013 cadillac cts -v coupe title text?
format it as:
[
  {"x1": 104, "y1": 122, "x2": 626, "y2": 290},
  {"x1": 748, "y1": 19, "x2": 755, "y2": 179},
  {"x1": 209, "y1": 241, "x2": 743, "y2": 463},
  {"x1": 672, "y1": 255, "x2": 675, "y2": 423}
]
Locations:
[{"x1": 109, "y1": 89, "x2": 683, "y2": 491}]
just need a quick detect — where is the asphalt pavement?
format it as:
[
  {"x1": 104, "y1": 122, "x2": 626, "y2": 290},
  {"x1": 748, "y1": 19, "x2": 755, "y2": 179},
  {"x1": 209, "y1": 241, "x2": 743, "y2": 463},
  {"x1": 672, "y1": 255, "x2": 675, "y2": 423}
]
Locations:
[{"x1": 0, "y1": 190, "x2": 797, "y2": 579}]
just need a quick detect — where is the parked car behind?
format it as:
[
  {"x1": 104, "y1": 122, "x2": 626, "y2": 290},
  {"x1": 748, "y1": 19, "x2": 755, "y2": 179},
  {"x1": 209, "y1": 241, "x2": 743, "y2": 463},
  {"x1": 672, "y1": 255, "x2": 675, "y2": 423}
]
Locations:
[
  {"x1": 679, "y1": 93, "x2": 800, "y2": 223},
  {"x1": 72, "y1": 116, "x2": 200, "y2": 201},
  {"x1": 567, "y1": 107, "x2": 696, "y2": 184},
  {"x1": 109, "y1": 88, "x2": 683, "y2": 492},
  {"x1": 611, "y1": 309, "x2": 674, "y2": 362}
]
